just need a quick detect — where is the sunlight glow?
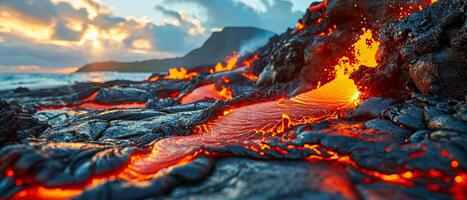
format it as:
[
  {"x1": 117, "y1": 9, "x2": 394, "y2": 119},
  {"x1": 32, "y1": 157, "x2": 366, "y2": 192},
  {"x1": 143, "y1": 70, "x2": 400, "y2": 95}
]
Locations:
[{"x1": 0, "y1": 12, "x2": 53, "y2": 40}]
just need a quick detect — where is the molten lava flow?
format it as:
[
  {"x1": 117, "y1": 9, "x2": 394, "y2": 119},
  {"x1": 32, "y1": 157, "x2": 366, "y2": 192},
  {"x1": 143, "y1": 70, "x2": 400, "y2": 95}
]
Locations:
[
  {"x1": 11, "y1": 29, "x2": 383, "y2": 199},
  {"x1": 210, "y1": 52, "x2": 239, "y2": 73},
  {"x1": 242, "y1": 72, "x2": 258, "y2": 81},
  {"x1": 80, "y1": 91, "x2": 99, "y2": 101},
  {"x1": 309, "y1": 0, "x2": 329, "y2": 12},
  {"x1": 147, "y1": 75, "x2": 160, "y2": 82},
  {"x1": 38, "y1": 102, "x2": 147, "y2": 111},
  {"x1": 242, "y1": 54, "x2": 260, "y2": 68},
  {"x1": 133, "y1": 28, "x2": 381, "y2": 189},
  {"x1": 241, "y1": 54, "x2": 260, "y2": 81},
  {"x1": 180, "y1": 84, "x2": 233, "y2": 104},
  {"x1": 291, "y1": 144, "x2": 415, "y2": 187},
  {"x1": 164, "y1": 67, "x2": 198, "y2": 80},
  {"x1": 183, "y1": 54, "x2": 259, "y2": 103},
  {"x1": 37, "y1": 91, "x2": 146, "y2": 111}
]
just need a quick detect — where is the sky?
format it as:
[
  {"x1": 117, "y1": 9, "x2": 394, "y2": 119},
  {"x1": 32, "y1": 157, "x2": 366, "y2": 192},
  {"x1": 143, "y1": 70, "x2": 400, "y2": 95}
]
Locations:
[{"x1": 0, "y1": 0, "x2": 316, "y2": 73}]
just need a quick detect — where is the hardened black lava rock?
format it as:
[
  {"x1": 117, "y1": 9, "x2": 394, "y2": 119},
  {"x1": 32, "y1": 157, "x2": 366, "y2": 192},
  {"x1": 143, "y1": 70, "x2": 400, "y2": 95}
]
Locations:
[
  {"x1": 0, "y1": 101, "x2": 47, "y2": 145},
  {"x1": 352, "y1": 0, "x2": 467, "y2": 100},
  {"x1": 251, "y1": 0, "x2": 435, "y2": 92}
]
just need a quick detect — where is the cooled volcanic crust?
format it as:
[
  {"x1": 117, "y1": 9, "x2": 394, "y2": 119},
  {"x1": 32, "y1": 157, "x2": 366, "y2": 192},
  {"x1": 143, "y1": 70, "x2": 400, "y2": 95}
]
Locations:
[{"x1": 0, "y1": 0, "x2": 466, "y2": 200}]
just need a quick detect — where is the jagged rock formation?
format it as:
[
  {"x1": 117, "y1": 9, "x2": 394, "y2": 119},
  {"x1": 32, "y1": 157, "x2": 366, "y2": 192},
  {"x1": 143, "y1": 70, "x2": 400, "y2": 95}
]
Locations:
[
  {"x1": 352, "y1": 0, "x2": 467, "y2": 100},
  {"x1": 251, "y1": 0, "x2": 435, "y2": 90},
  {"x1": 0, "y1": 101, "x2": 47, "y2": 145}
]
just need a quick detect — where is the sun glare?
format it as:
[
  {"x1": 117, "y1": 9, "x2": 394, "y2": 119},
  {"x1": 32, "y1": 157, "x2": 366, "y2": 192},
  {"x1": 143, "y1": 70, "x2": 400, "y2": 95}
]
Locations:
[{"x1": 81, "y1": 26, "x2": 101, "y2": 48}]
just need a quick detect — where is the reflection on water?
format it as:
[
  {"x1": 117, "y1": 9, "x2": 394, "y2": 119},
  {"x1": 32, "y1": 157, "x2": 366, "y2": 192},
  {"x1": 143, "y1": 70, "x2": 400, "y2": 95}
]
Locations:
[{"x1": 0, "y1": 72, "x2": 153, "y2": 90}]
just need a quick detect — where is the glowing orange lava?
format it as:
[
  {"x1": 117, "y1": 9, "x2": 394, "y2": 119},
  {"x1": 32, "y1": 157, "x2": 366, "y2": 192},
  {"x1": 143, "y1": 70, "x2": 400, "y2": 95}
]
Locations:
[
  {"x1": 182, "y1": 54, "x2": 259, "y2": 103},
  {"x1": 389, "y1": 0, "x2": 436, "y2": 18},
  {"x1": 180, "y1": 84, "x2": 233, "y2": 104},
  {"x1": 210, "y1": 52, "x2": 239, "y2": 73},
  {"x1": 37, "y1": 91, "x2": 146, "y2": 111},
  {"x1": 38, "y1": 102, "x2": 147, "y2": 110},
  {"x1": 242, "y1": 54, "x2": 260, "y2": 68},
  {"x1": 296, "y1": 20, "x2": 305, "y2": 32},
  {"x1": 296, "y1": 144, "x2": 415, "y2": 187},
  {"x1": 242, "y1": 72, "x2": 258, "y2": 81},
  {"x1": 12, "y1": 29, "x2": 384, "y2": 199},
  {"x1": 147, "y1": 75, "x2": 160, "y2": 82},
  {"x1": 451, "y1": 173, "x2": 467, "y2": 200},
  {"x1": 309, "y1": 0, "x2": 329, "y2": 12},
  {"x1": 164, "y1": 67, "x2": 198, "y2": 80}
]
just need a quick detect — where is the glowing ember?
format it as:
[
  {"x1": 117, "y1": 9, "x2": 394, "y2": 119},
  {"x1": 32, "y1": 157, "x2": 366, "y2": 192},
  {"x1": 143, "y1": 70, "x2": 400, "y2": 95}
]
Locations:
[
  {"x1": 164, "y1": 67, "x2": 198, "y2": 80},
  {"x1": 222, "y1": 76, "x2": 231, "y2": 83},
  {"x1": 242, "y1": 72, "x2": 258, "y2": 81},
  {"x1": 451, "y1": 160, "x2": 460, "y2": 168},
  {"x1": 389, "y1": 0, "x2": 436, "y2": 18},
  {"x1": 314, "y1": 27, "x2": 334, "y2": 37},
  {"x1": 242, "y1": 54, "x2": 260, "y2": 68},
  {"x1": 295, "y1": 20, "x2": 305, "y2": 32}
]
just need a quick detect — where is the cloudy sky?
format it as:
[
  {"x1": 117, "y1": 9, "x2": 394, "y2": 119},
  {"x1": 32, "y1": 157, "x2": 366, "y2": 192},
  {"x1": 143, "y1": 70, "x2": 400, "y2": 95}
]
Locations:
[{"x1": 0, "y1": 0, "x2": 315, "y2": 73}]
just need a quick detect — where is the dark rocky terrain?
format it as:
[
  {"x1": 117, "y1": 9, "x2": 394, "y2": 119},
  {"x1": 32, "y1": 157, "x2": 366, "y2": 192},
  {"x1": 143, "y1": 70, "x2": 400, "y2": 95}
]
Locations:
[
  {"x1": 78, "y1": 27, "x2": 275, "y2": 72},
  {"x1": 1, "y1": 0, "x2": 466, "y2": 200}
]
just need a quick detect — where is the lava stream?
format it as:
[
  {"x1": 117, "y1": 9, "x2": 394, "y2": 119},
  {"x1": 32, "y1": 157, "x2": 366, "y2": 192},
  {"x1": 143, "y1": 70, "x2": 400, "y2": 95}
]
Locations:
[
  {"x1": 11, "y1": 29, "x2": 380, "y2": 199},
  {"x1": 12, "y1": 55, "x2": 365, "y2": 200}
]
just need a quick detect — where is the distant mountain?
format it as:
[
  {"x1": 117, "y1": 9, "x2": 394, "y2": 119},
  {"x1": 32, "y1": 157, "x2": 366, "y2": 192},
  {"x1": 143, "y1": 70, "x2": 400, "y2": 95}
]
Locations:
[{"x1": 77, "y1": 27, "x2": 275, "y2": 72}]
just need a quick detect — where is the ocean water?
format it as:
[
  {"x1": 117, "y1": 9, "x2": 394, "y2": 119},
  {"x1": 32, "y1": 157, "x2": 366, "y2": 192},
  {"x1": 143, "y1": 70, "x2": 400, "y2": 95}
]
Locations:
[{"x1": 0, "y1": 72, "x2": 153, "y2": 90}]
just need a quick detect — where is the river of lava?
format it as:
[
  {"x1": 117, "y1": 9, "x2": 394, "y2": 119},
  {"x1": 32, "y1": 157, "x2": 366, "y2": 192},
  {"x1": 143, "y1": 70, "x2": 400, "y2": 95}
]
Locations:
[
  {"x1": 36, "y1": 91, "x2": 147, "y2": 111},
  {"x1": 37, "y1": 102, "x2": 147, "y2": 111},
  {"x1": 11, "y1": 29, "x2": 380, "y2": 199}
]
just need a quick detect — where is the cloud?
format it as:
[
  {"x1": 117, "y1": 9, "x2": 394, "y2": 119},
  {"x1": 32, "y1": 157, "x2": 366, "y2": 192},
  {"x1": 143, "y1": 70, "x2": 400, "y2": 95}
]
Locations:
[
  {"x1": 0, "y1": 0, "x2": 57, "y2": 25},
  {"x1": 53, "y1": 20, "x2": 83, "y2": 41},
  {"x1": 157, "y1": 0, "x2": 303, "y2": 33},
  {"x1": 0, "y1": 65, "x2": 79, "y2": 74},
  {"x1": 0, "y1": 0, "x2": 209, "y2": 70},
  {"x1": 0, "y1": 0, "x2": 307, "y2": 71}
]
